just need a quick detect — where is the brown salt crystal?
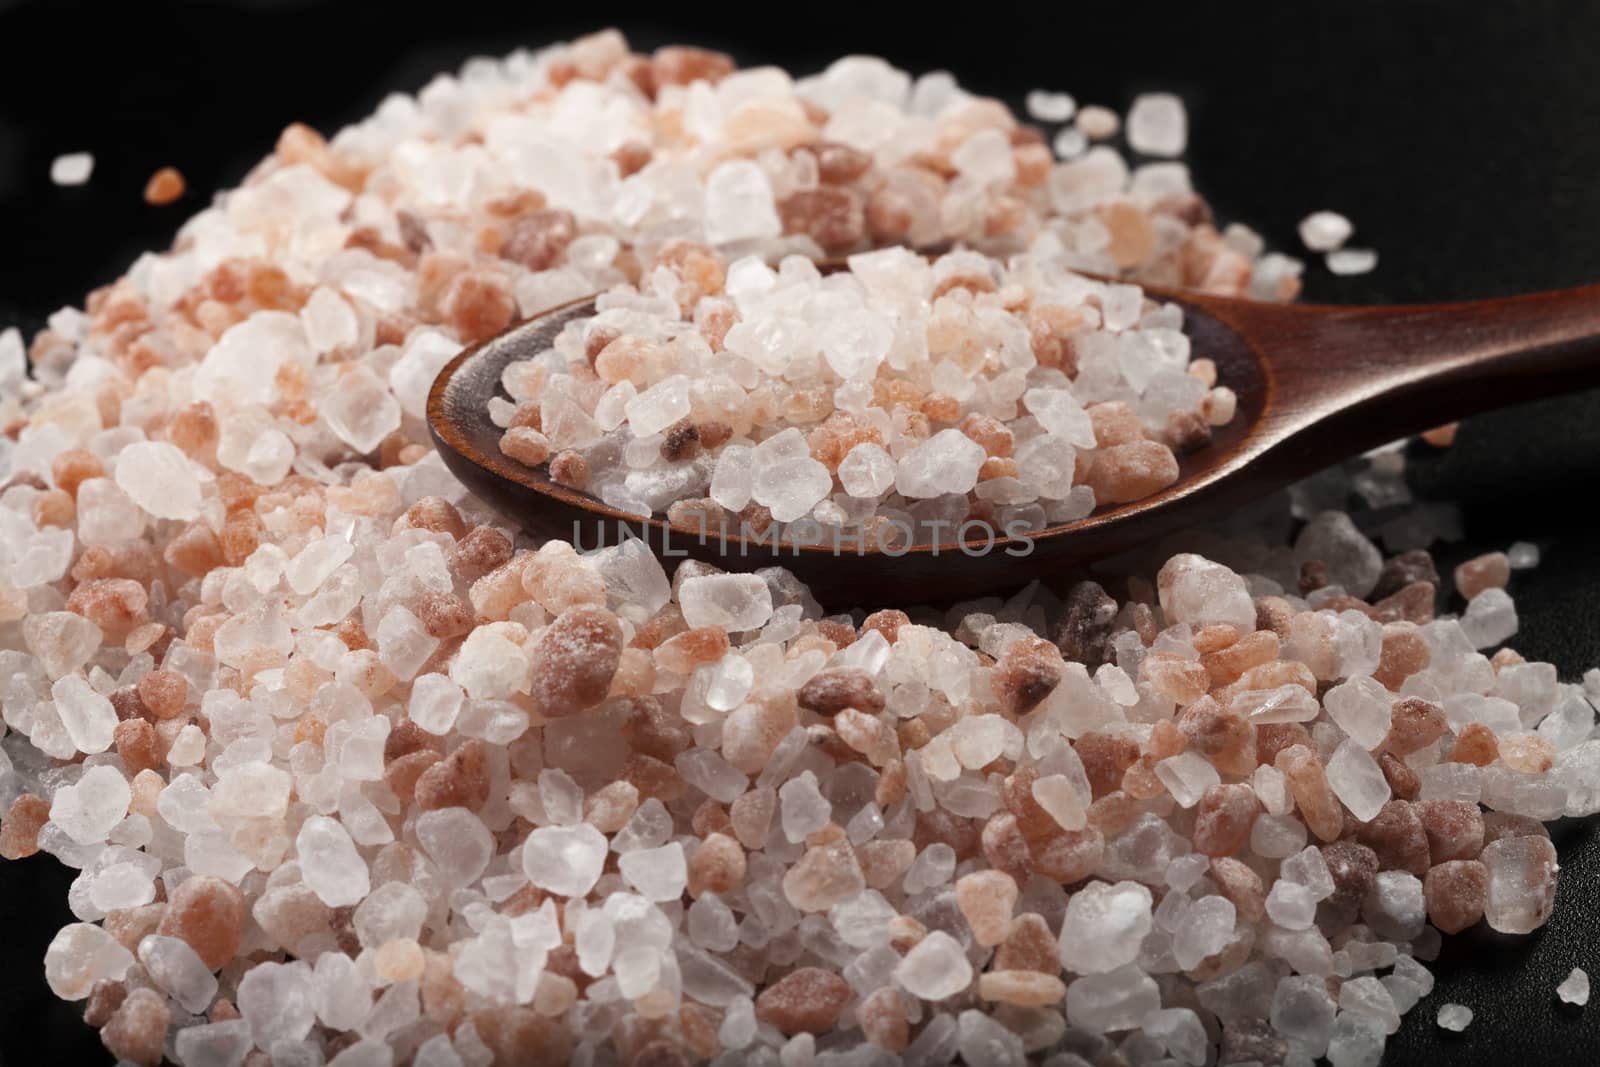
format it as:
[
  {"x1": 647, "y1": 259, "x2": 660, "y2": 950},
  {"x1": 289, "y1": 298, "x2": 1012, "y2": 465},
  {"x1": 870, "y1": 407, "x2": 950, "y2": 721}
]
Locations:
[
  {"x1": 157, "y1": 875, "x2": 245, "y2": 971},
  {"x1": 67, "y1": 578, "x2": 149, "y2": 640},
  {"x1": 778, "y1": 187, "x2": 865, "y2": 253},
  {"x1": 619, "y1": 753, "x2": 686, "y2": 803},
  {"x1": 1415, "y1": 799, "x2": 1484, "y2": 863},
  {"x1": 1252, "y1": 596, "x2": 1297, "y2": 640},
  {"x1": 887, "y1": 915, "x2": 928, "y2": 951},
  {"x1": 1480, "y1": 812, "x2": 1550, "y2": 848},
  {"x1": 1490, "y1": 647, "x2": 1526, "y2": 671},
  {"x1": 1455, "y1": 551, "x2": 1511, "y2": 600},
  {"x1": 584, "y1": 781, "x2": 641, "y2": 834},
  {"x1": 1193, "y1": 784, "x2": 1261, "y2": 857},
  {"x1": 1141, "y1": 653, "x2": 1211, "y2": 704},
  {"x1": 979, "y1": 813, "x2": 1033, "y2": 881},
  {"x1": 0, "y1": 794, "x2": 51, "y2": 859},
  {"x1": 114, "y1": 719, "x2": 160, "y2": 776},
  {"x1": 528, "y1": 606, "x2": 623, "y2": 719},
  {"x1": 449, "y1": 526, "x2": 514, "y2": 581},
  {"x1": 651, "y1": 44, "x2": 734, "y2": 86},
  {"x1": 653, "y1": 626, "x2": 729, "y2": 675},
  {"x1": 440, "y1": 270, "x2": 516, "y2": 344},
  {"x1": 1355, "y1": 800, "x2": 1431, "y2": 877},
  {"x1": 958, "y1": 412, "x2": 1014, "y2": 458},
  {"x1": 384, "y1": 750, "x2": 443, "y2": 806},
  {"x1": 109, "y1": 687, "x2": 145, "y2": 722},
  {"x1": 855, "y1": 839, "x2": 915, "y2": 891},
  {"x1": 1369, "y1": 581, "x2": 1437, "y2": 625},
  {"x1": 1277, "y1": 745, "x2": 1345, "y2": 842},
  {"x1": 1422, "y1": 422, "x2": 1460, "y2": 447},
  {"x1": 1378, "y1": 752, "x2": 1420, "y2": 801},
  {"x1": 84, "y1": 979, "x2": 127, "y2": 1027},
  {"x1": 1071, "y1": 732, "x2": 1140, "y2": 799},
  {"x1": 992, "y1": 637, "x2": 1064, "y2": 714},
  {"x1": 1381, "y1": 697, "x2": 1447, "y2": 756},
  {"x1": 469, "y1": 1007, "x2": 575, "y2": 1066},
  {"x1": 1423, "y1": 859, "x2": 1488, "y2": 934},
  {"x1": 1054, "y1": 581, "x2": 1118, "y2": 669},
  {"x1": 1320, "y1": 840, "x2": 1380, "y2": 921},
  {"x1": 857, "y1": 987, "x2": 909, "y2": 1052},
  {"x1": 1122, "y1": 755, "x2": 1166, "y2": 801},
  {"x1": 399, "y1": 497, "x2": 466, "y2": 540},
  {"x1": 500, "y1": 209, "x2": 578, "y2": 272},
  {"x1": 1449, "y1": 722, "x2": 1500, "y2": 766},
  {"x1": 1176, "y1": 697, "x2": 1255, "y2": 771},
  {"x1": 99, "y1": 987, "x2": 169, "y2": 1067},
  {"x1": 955, "y1": 870, "x2": 1019, "y2": 946},
  {"x1": 1029, "y1": 826, "x2": 1104, "y2": 884},
  {"x1": 164, "y1": 522, "x2": 224, "y2": 578},
  {"x1": 549, "y1": 450, "x2": 591, "y2": 491},
  {"x1": 1087, "y1": 401, "x2": 1146, "y2": 448},
  {"x1": 31, "y1": 487, "x2": 73, "y2": 528},
  {"x1": 999, "y1": 767, "x2": 1056, "y2": 840},
  {"x1": 1373, "y1": 623, "x2": 1431, "y2": 690},
  {"x1": 797, "y1": 668, "x2": 884, "y2": 716},
  {"x1": 686, "y1": 833, "x2": 746, "y2": 899},
  {"x1": 1190, "y1": 623, "x2": 1240, "y2": 655},
  {"x1": 992, "y1": 913, "x2": 1059, "y2": 975},
  {"x1": 414, "y1": 739, "x2": 492, "y2": 812},
  {"x1": 621, "y1": 697, "x2": 693, "y2": 761},
  {"x1": 691, "y1": 801, "x2": 729, "y2": 838},
  {"x1": 1372, "y1": 549, "x2": 1441, "y2": 600},
  {"x1": 385, "y1": 720, "x2": 441, "y2": 762},
  {"x1": 499, "y1": 428, "x2": 551, "y2": 467},
  {"x1": 1165, "y1": 409, "x2": 1212, "y2": 453},
  {"x1": 1209, "y1": 857, "x2": 1267, "y2": 922},
  {"x1": 142, "y1": 166, "x2": 186, "y2": 207},
  {"x1": 875, "y1": 760, "x2": 908, "y2": 809},
  {"x1": 51, "y1": 447, "x2": 105, "y2": 498},
  {"x1": 1099, "y1": 199, "x2": 1157, "y2": 267},
  {"x1": 755, "y1": 967, "x2": 853, "y2": 1035},
  {"x1": 1499, "y1": 733, "x2": 1555, "y2": 774},
  {"x1": 1298, "y1": 559, "x2": 1330, "y2": 596}
]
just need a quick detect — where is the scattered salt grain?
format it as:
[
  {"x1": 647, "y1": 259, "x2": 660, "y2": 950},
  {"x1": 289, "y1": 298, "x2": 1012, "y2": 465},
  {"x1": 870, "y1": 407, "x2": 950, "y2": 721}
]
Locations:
[
  {"x1": 1298, "y1": 211, "x2": 1353, "y2": 252},
  {"x1": 1557, "y1": 967, "x2": 1590, "y2": 1006},
  {"x1": 51, "y1": 152, "x2": 94, "y2": 186},
  {"x1": 1327, "y1": 248, "x2": 1379, "y2": 276},
  {"x1": 1436, "y1": 1003, "x2": 1474, "y2": 1031},
  {"x1": 1127, "y1": 93, "x2": 1187, "y2": 156}
]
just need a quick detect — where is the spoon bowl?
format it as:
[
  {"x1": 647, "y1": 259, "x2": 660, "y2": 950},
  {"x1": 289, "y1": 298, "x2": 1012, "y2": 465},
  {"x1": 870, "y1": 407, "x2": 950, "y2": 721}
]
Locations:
[{"x1": 428, "y1": 279, "x2": 1600, "y2": 607}]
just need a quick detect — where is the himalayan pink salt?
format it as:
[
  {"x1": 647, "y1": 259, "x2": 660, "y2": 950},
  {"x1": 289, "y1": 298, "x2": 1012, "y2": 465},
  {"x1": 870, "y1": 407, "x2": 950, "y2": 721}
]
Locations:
[
  {"x1": 754, "y1": 968, "x2": 852, "y2": 1035},
  {"x1": 1423, "y1": 860, "x2": 1488, "y2": 934}
]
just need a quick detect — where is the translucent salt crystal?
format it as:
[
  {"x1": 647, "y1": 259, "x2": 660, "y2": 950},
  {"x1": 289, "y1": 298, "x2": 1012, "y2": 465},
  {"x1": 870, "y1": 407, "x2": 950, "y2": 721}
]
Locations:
[
  {"x1": 1266, "y1": 880, "x2": 1318, "y2": 930},
  {"x1": 51, "y1": 152, "x2": 94, "y2": 185},
  {"x1": 409, "y1": 673, "x2": 464, "y2": 735},
  {"x1": 388, "y1": 330, "x2": 461, "y2": 418},
  {"x1": 451, "y1": 627, "x2": 527, "y2": 701},
  {"x1": 1294, "y1": 511, "x2": 1383, "y2": 598},
  {"x1": 313, "y1": 952, "x2": 372, "y2": 1030},
  {"x1": 1481, "y1": 835, "x2": 1559, "y2": 934},
  {"x1": 1127, "y1": 93, "x2": 1187, "y2": 156},
  {"x1": 679, "y1": 573, "x2": 773, "y2": 631},
  {"x1": 952, "y1": 128, "x2": 1016, "y2": 186},
  {"x1": 1365, "y1": 870, "x2": 1425, "y2": 940},
  {"x1": 1251, "y1": 813, "x2": 1308, "y2": 859},
  {"x1": 1152, "y1": 752, "x2": 1219, "y2": 809},
  {"x1": 321, "y1": 365, "x2": 402, "y2": 454},
  {"x1": 1340, "y1": 976, "x2": 1401, "y2": 1035},
  {"x1": 710, "y1": 446, "x2": 754, "y2": 511},
  {"x1": 1022, "y1": 389, "x2": 1096, "y2": 448},
  {"x1": 112, "y1": 440, "x2": 204, "y2": 521},
  {"x1": 895, "y1": 930, "x2": 972, "y2": 999},
  {"x1": 1253, "y1": 764, "x2": 1294, "y2": 815},
  {"x1": 286, "y1": 535, "x2": 354, "y2": 595},
  {"x1": 296, "y1": 814, "x2": 370, "y2": 906},
  {"x1": 1324, "y1": 676, "x2": 1392, "y2": 749},
  {"x1": 957, "y1": 1009, "x2": 1025, "y2": 1067},
  {"x1": 1325, "y1": 740, "x2": 1391, "y2": 822},
  {"x1": 1026, "y1": 90, "x2": 1076, "y2": 122},
  {"x1": 780, "y1": 771, "x2": 831, "y2": 842},
  {"x1": 1172, "y1": 894, "x2": 1235, "y2": 969},
  {"x1": 1460, "y1": 588, "x2": 1518, "y2": 648},
  {"x1": 618, "y1": 842, "x2": 686, "y2": 902},
  {"x1": 753, "y1": 454, "x2": 833, "y2": 521},
  {"x1": 1557, "y1": 967, "x2": 1589, "y2": 1006},
  {"x1": 704, "y1": 160, "x2": 782, "y2": 245},
  {"x1": 901, "y1": 842, "x2": 956, "y2": 896},
  {"x1": 676, "y1": 748, "x2": 749, "y2": 804},
  {"x1": 895, "y1": 429, "x2": 987, "y2": 499},
  {"x1": 1508, "y1": 541, "x2": 1541, "y2": 569},
  {"x1": 174, "y1": 1020, "x2": 254, "y2": 1067},
  {"x1": 1052, "y1": 127, "x2": 1088, "y2": 159},
  {"x1": 1032, "y1": 773, "x2": 1087, "y2": 831},
  {"x1": 1100, "y1": 284, "x2": 1143, "y2": 332},
  {"x1": 211, "y1": 761, "x2": 292, "y2": 818},
  {"x1": 523, "y1": 823, "x2": 607, "y2": 897},
  {"x1": 821, "y1": 309, "x2": 894, "y2": 381},
  {"x1": 416, "y1": 807, "x2": 493, "y2": 887},
  {"x1": 839, "y1": 443, "x2": 897, "y2": 498},
  {"x1": 1272, "y1": 975, "x2": 1337, "y2": 1053},
  {"x1": 140, "y1": 934, "x2": 219, "y2": 1013},
  {"x1": 1298, "y1": 211, "x2": 1353, "y2": 252},
  {"x1": 50, "y1": 764, "x2": 130, "y2": 844},
  {"x1": 703, "y1": 654, "x2": 754, "y2": 712},
  {"x1": 719, "y1": 995, "x2": 758, "y2": 1050},
  {"x1": 614, "y1": 945, "x2": 662, "y2": 998},
  {"x1": 1436, "y1": 1003, "x2": 1473, "y2": 1031},
  {"x1": 1142, "y1": 1007, "x2": 1207, "y2": 1067},
  {"x1": 302, "y1": 286, "x2": 360, "y2": 354},
  {"x1": 1065, "y1": 965, "x2": 1161, "y2": 1034},
  {"x1": 52, "y1": 674, "x2": 117, "y2": 755},
  {"x1": 238, "y1": 960, "x2": 317, "y2": 1047},
  {"x1": 625, "y1": 375, "x2": 692, "y2": 437},
  {"x1": 1058, "y1": 880, "x2": 1153, "y2": 974},
  {"x1": 1327, "y1": 249, "x2": 1378, "y2": 276},
  {"x1": 1157, "y1": 554, "x2": 1256, "y2": 632},
  {"x1": 1281, "y1": 845, "x2": 1336, "y2": 899},
  {"x1": 355, "y1": 882, "x2": 427, "y2": 947},
  {"x1": 376, "y1": 606, "x2": 439, "y2": 682},
  {"x1": 1326, "y1": 1011, "x2": 1386, "y2": 1067},
  {"x1": 614, "y1": 798, "x2": 673, "y2": 854},
  {"x1": 44, "y1": 922, "x2": 135, "y2": 1000}
]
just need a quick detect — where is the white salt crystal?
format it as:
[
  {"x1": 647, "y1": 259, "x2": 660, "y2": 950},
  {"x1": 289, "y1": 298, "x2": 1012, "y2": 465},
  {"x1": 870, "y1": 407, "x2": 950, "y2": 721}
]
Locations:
[
  {"x1": 1298, "y1": 211, "x2": 1353, "y2": 252},
  {"x1": 1508, "y1": 541, "x2": 1541, "y2": 569},
  {"x1": 1142, "y1": 1007, "x2": 1207, "y2": 1067},
  {"x1": 1557, "y1": 967, "x2": 1589, "y2": 1006},
  {"x1": 1052, "y1": 127, "x2": 1088, "y2": 159},
  {"x1": 238, "y1": 960, "x2": 317, "y2": 1047},
  {"x1": 704, "y1": 160, "x2": 782, "y2": 245},
  {"x1": 416, "y1": 807, "x2": 493, "y2": 887},
  {"x1": 1127, "y1": 93, "x2": 1187, "y2": 157},
  {"x1": 538, "y1": 768, "x2": 585, "y2": 825},
  {"x1": 1281, "y1": 845, "x2": 1337, "y2": 900},
  {"x1": 710, "y1": 446, "x2": 754, "y2": 511},
  {"x1": 1324, "y1": 675, "x2": 1393, "y2": 749},
  {"x1": 780, "y1": 771, "x2": 831, "y2": 842},
  {"x1": 1065, "y1": 965, "x2": 1160, "y2": 1034},
  {"x1": 952, "y1": 128, "x2": 1017, "y2": 186},
  {"x1": 679, "y1": 573, "x2": 773, "y2": 631},
  {"x1": 820, "y1": 309, "x2": 894, "y2": 380},
  {"x1": 1325, "y1": 740, "x2": 1391, "y2": 822},
  {"x1": 1272, "y1": 975, "x2": 1337, "y2": 1052},
  {"x1": 354, "y1": 882, "x2": 427, "y2": 947},
  {"x1": 51, "y1": 674, "x2": 117, "y2": 754},
  {"x1": 376, "y1": 606, "x2": 439, "y2": 682},
  {"x1": 618, "y1": 842, "x2": 687, "y2": 902},
  {"x1": 51, "y1": 152, "x2": 94, "y2": 185},
  {"x1": 523, "y1": 823, "x2": 607, "y2": 897},
  {"x1": 210, "y1": 761, "x2": 292, "y2": 819},
  {"x1": 1026, "y1": 90, "x2": 1076, "y2": 122},
  {"x1": 1058, "y1": 880, "x2": 1153, "y2": 974},
  {"x1": 1155, "y1": 752, "x2": 1220, "y2": 808},
  {"x1": 296, "y1": 815, "x2": 370, "y2": 906},
  {"x1": 115, "y1": 440, "x2": 204, "y2": 520},
  {"x1": 838, "y1": 443, "x2": 897, "y2": 498},
  {"x1": 409, "y1": 672, "x2": 464, "y2": 734},
  {"x1": 895, "y1": 429, "x2": 987, "y2": 499},
  {"x1": 1032, "y1": 773, "x2": 1087, "y2": 831},
  {"x1": 1461, "y1": 588, "x2": 1518, "y2": 648},
  {"x1": 139, "y1": 934, "x2": 219, "y2": 1013},
  {"x1": 1157, "y1": 554, "x2": 1257, "y2": 632},
  {"x1": 1266, "y1": 880, "x2": 1318, "y2": 930},
  {"x1": 175, "y1": 1020, "x2": 254, "y2": 1067},
  {"x1": 287, "y1": 534, "x2": 355, "y2": 596},
  {"x1": 1327, "y1": 248, "x2": 1378, "y2": 276},
  {"x1": 321, "y1": 365, "x2": 402, "y2": 454},
  {"x1": 895, "y1": 930, "x2": 972, "y2": 999},
  {"x1": 625, "y1": 375, "x2": 692, "y2": 437},
  {"x1": 50, "y1": 764, "x2": 130, "y2": 844},
  {"x1": 687, "y1": 894, "x2": 738, "y2": 953},
  {"x1": 957, "y1": 1009, "x2": 1025, "y2": 1067},
  {"x1": 1172, "y1": 895, "x2": 1234, "y2": 969},
  {"x1": 1436, "y1": 1003, "x2": 1473, "y2": 1031},
  {"x1": 903, "y1": 842, "x2": 956, "y2": 895},
  {"x1": 301, "y1": 287, "x2": 360, "y2": 354},
  {"x1": 1023, "y1": 388, "x2": 1097, "y2": 448},
  {"x1": 43, "y1": 922, "x2": 134, "y2": 1000}
]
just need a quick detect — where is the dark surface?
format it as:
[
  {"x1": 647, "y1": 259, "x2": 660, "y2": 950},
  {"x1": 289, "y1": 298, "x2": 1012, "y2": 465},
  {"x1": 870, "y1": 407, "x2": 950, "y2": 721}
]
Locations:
[{"x1": 3, "y1": 0, "x2": 1600, "y2": 1063}]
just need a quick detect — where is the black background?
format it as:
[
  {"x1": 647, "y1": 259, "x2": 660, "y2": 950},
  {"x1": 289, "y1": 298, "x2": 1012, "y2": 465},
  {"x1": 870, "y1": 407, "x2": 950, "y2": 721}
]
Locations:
[{"x1": 3, "y1": 0, "x2": 1600, "y2": 1063}]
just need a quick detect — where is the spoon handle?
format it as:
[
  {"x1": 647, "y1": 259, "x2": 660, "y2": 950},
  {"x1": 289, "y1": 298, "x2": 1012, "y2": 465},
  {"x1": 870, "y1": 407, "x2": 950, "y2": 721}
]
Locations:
[{"x1": 1211, "y1": 283, "x2": 1600, "y2": 455}]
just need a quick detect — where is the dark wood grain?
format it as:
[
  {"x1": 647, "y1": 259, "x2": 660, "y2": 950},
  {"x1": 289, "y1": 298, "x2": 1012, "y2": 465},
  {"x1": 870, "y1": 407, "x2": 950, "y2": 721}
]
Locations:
[{"x1": 428, "y1": 282, "x2": 1600, "y2": 609}]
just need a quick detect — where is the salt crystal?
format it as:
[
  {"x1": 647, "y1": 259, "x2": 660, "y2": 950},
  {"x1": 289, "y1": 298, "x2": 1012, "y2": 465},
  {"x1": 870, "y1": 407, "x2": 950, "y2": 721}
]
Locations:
[
  {"x1": 1127, "y1": 93, "x2": 1187, "y2": 157},
  {"x1": 1155, "y1": 752, "x2": 1220, "y2": 808},
  {"x1": 1052, "y1": 127, "x2": 1088, "y2": 159},
  {"x1": 238, "y1": 960, "x2": 317, "y2": 1047},
  {"x1": 1298, "y1": 211, "x2": 1353, "y2": 252},
  {"x1": 619, "y1": 842, "x2": 687, "y2": 901},
  {"x1": 704, "y1": 160, "x2": 782, "y2": 245},
  {"x1": 409, "y1": 672, "x2": 464, "y2": 735},
  {"x1": 1266, "y1": 880, "x2": 1318, "y2": 930},
  {"x1": 1022, "y1": 389, "x2": 1097, "y2": 449},
  {"x1": 1327, "y1": 249, "x2": 1379, "y2": 276},
  {"x1": 894, "y1": 429, "x2": 987, "y2": 500},
  {"x1": 51, "y1": 152, "x2": 94, "y2": 185},
  {"x1": 1436, "y1": 1003, "x2": 1473, "y2": 1031},
  {"x1": 174, "y1": 1020, "x2": 253, "y2": 1067},
  {"x1": 44, "y1": 923, "x2": 134, "y2": 1000},
  {"x1": 139, "y1": 934, "x2": 219, "y2": 1013},
  {"x1": 52, "y1": 674, "x2": 117, "y2": 754},
  {"x1": 1172, "y1": 894, "x2": 1235, "y2": 968},
  {"x1": 295, "y1": 815, "x2": 370, "y2": 906},
  {"x1": 1065, "y1": 965, "x2": 1160, "y2": 1034},
  {"x1": 839, "y1": 443, "x2": 897, "y2": 499},
  {"x1": 1142, "y1": 1007, "x2": 1207, "y2": 1067},
  {"x1": 50, "y1": 764, "x2": 130, "y2": 844},
  {"x1": 1026, "y1": 90, "x2": 1076, "y2": 122},
  {"x1": 1326, "y1": 740, "x2": 1391, "y2": 822},
  {"x1": 1325, "y1": 676, "x2": 1393, "y2": 749},
  {"x1": 1557, "y1": 967, "x2": 1590, "y2": 1006},
  {"x1": 625, "y1": 375, "x2": 692, "y2": 437},
  {"x1": 114, "y1": 441, "x2": 204, "y2": 521},
  {"x1": 1508, "y1": 541, "x2": 1541, "y2": 569},
  {"x1": 321, "y1": 365, "x2": 402, "y2": 454},
  {"x1": 522, "y1": 822, "x2": 606, "y2": 897},
  {"x1": 376, "y1": 606, "x2": 440, "y2": 682},
  {"x1": 895, "y1": 930, "x2": 972, "y2": 999},
  {"x1": 680, "y1": 573, "x2": 774, "y2": 631},
  {"x1": 1461, "y1": 588, "x2": 1519, "y2": 648},
  {"x1": 1058, "y1": 880, "x2": 1153, "y2": 974},
  {"x1": 957, "y1": 1009, "x2": 1026, "y2": 1067}
]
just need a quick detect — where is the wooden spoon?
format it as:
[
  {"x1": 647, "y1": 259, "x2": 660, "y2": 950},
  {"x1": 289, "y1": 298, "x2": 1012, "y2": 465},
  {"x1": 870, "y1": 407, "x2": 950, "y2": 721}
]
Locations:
[{"x1": 428, "y1": 282, "x2": 1600, "y2": 606}]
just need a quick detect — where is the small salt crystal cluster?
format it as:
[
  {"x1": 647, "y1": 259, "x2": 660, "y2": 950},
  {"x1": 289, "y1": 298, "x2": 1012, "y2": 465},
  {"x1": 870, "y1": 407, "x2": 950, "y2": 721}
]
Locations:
[
  {"x1": 492, "y1": 247, "x2": 1235, "y2": 542},
  {"x1": 1, "y1": 28, "x2": 1598, "y2": 1067}
]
